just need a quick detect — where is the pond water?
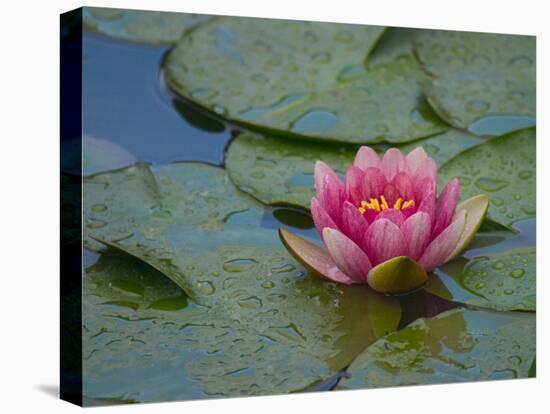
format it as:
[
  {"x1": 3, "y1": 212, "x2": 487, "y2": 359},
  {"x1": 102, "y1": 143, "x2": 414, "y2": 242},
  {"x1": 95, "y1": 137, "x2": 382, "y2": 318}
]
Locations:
[{"x1": 75, "y1": 28, "x2": 536, "y2": 404}]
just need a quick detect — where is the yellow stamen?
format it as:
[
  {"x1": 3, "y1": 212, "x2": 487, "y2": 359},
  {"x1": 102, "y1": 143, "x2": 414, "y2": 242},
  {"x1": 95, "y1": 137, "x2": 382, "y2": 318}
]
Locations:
[
  {"x1": 393, "y1": 197, "x2": 404, "y2": 210},
  {"x1": 402, "y1": 200, "x2": 415, "y2": 209},
  {"x1": 357, "y1": 196, "x2": 415, "y2": 214}
]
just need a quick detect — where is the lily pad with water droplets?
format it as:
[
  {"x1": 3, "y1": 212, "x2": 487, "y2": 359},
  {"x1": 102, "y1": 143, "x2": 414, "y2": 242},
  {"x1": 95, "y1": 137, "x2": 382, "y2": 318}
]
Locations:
[
  {"x1": 225, "y1": 130, "x2": 483, "y2": 209},
  {"x1": 83, "y1": 252, "x2": 333, "y2": 403},
  {"x1": 338, "y1": 308, "x2": 535, "y2": 389},
  {"x1": 164, "y1": 17, "x2": 448, "y2": 144},
  {"x1": 425, "y1": 247, "x2": 535, "y2": 312},
  {"x1": 83, "y1": 7, "x2": 212, "y2": 45},
  {"x1": 83, "y1": 162, "x2": 264, "y2": 251},
  {"x1": 415, "y1": 30, "x2": 535, "y2": 134},
  {"x1": 438, "y1": 128, "x2": 535, "y2": 228},
  {"x1": 83, "y1": 161, "x2": 402, "y2": 399}
]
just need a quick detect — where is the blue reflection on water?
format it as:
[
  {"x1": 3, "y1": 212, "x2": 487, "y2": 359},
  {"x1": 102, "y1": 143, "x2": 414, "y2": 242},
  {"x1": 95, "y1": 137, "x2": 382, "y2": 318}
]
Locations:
[{"x1": 82, "y1": 31, "x2": 231, "y2": 168}]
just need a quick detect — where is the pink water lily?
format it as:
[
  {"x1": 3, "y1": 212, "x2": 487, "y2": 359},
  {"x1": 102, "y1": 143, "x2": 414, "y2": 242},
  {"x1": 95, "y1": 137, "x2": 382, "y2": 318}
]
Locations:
[{"x1": 280, "y1": 146, "x2": 488, "y2": 294}]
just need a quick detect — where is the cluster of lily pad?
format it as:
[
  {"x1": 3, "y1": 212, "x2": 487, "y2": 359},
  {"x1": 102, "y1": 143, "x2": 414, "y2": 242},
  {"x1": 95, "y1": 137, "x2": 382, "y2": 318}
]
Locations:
[{"x1": 77, "y1": 8, "x2": 536, "y2": 404}]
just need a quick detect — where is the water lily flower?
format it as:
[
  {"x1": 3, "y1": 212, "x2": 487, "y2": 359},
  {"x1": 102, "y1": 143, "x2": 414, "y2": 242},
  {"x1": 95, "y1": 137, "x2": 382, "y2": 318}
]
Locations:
[{"x1": 280, "y1": 146, "x2": 488, "y2": 294}]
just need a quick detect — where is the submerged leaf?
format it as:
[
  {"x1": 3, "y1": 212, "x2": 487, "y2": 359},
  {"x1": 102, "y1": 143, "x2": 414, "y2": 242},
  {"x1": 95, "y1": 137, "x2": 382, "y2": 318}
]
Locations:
[{"x1": 338, "y1": 308, "x2": 535, "y2": 389}]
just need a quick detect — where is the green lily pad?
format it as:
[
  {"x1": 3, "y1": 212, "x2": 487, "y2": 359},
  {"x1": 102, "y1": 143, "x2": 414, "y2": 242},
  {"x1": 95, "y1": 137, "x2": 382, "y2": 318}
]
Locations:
[
  {"x1": 83, "y1": 7, "x2": 212, "y2": 45},
  {"x1": 425, "y1": 247, "x2": 535, "y2": 312},
  {"x1": 83, "y1": 252, "x2": 329, "y2": 403},
  {"x1": 338, "y1": 308, "x2": 535, "y2": 389},
  {"x1": 83, "y1": 161, "x2": 402, "y2": 400},
  {"x1": 83, "y1": 162, "x2": 264, "y2": 250},
  {"x1": 225, "y1": 129, "x2": 483, "y2": 209},
  {"x1": 438, "y1": 128, "x2": 535, "y2": 227},
  {"x1": 164, "y1": 17, "x2": 448, "y2": 144},
  {"x1": 367, "y1": 27, "x2": 425, "y2": 68},
  {"x1": 415, "y1": 30, "x2": 535, "y2": 134}
]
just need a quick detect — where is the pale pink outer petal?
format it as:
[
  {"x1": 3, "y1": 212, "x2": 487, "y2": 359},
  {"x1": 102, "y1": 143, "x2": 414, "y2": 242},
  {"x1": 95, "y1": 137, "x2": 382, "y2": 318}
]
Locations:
[
  {"x1": 341, "y1": 201, "x2": 369, "y2": 248},
  {"x1": 345, "y1": 166, "x2": 364, "y2": 206},
  {"x1": 319, "y1": 173, "x2": 344, "y2": 224},
  {"x1": 314, "y1": 160, "x2": 340, "y2": 194},
  {"x1": 413, "y1": 157, "x2": 438, "y2": 196},
  {"x1": 279, "y1": 228, "x2": 354, "y2": 284},
  {"x1": 376, "y1": 208, "x2": 405, "y2": 227},
  {"x1": 323, "y1": 228, "x2": 372, "y2": 283},
  {"x1": 406, "y1": 147, "x2": 428, "y2": 175},
  {"x1": 362, "y1": 167, "x2": 387, "y2": 200},
  {"x1": 418, "y1": 209, "x2": 466, "y2": 272},
  {"x1": 364, "y1": 219, "x2": 407, "y2": 265},
  {"x1": 417, "y1": 190, "x2": 436, "y2": 222},
  {"x1": 380, "y1": 148, "x2": 407, "y2": 181},
  {"x1": 401, "y1": 212, "x2": 432, "y2": 260},
  {"x1": 354, "y1": 146, "x2": 380, "y2": 170},
  {"x1": 391, "y1": 171, "x2": 416, "y2": 202},
  {"x1": 432, "y1": 178, "x2": 461, "y2": 238},
  {"x1": 311, "y1": 197, "x2": 338, "y2": 240},
  {"x1": 414, "y1": 177, "x2": 437, "y2": 203}
]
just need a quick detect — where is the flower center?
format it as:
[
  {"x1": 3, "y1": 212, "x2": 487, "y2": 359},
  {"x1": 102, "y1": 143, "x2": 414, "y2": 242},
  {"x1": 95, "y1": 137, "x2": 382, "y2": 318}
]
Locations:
[{"x1": 358, "y1": 196, "x2": 415, "y2": 214}]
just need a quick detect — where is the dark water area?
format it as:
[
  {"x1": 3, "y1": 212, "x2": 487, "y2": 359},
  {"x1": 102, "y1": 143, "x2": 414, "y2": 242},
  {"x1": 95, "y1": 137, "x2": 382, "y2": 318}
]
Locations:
[{"x1": 80, "y1": 31, "x2": 231, "y2": 172}]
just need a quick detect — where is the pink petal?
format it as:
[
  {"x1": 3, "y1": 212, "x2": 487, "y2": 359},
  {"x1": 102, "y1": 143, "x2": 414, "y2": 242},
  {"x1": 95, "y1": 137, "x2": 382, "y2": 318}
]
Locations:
[
  {"x1": 341, "y1": 201, "x2": 369, "y2": 248},
  {"x1": 345, "y1": 166, "x2": 364, "y2": 206},
  {"x1": 364, "y1": 219, "x2": 407, "y2": 265},
  {"x1": 363, "y1": 167, "x2": 387, "y2": 200},
  {"x1": 279, "y1": 228, "x2": 354, "y2": 284},
  {"x1": 354, "y1": 146, "x2": 380, "y2": 170},
  {"x1": 401, "y1": 212, "x2": 432, "y2": 260},
  {"x1": 323, "y1": 228, "x2": 372, "y2": 283},
  {"x1": 319, "y1": 173, "x2": 344, "y2": 224},
  {"x1": 314, "y1": 160, "x2": 340, "y2": 195},
  {"x1": 311, "y1": 197, "x2": 338, "y2": 240},
  {"x1": 391, "y1": 171, "x2": 416, "y2": 201},
  {"x1": 383, "y1": 183, "x2": 400, "y2": 205},
  {"x1": 401, "y1": 205, "x2": 416, "y2": 218},
  {"x1": 363, "y1": 208, "x2": 378, "y2": 224},
  {"x1": 376, "y1": 208, "x2": 405, "y2": 227},
  {"x1": 414, "y1": 177, "x2": 437, "y2": 203},
  {"x1": 432, "y1": 178, "x2": 461, "y2": 238},
  {"x1": 417, "y1": 189, "x2": 436, "y2": 221},
  {"x1": 418, "y1": 210, "x2": 466, "y2": 272},
  {"x1": 380, "y1": 148, "x2": 407, "y2": 181},
  {"x1": 413, "y1": 157, "x2": 438, "y2": 195},
  {"x1": 406, "y1": 147, "x2": 428, "y2": 175}
]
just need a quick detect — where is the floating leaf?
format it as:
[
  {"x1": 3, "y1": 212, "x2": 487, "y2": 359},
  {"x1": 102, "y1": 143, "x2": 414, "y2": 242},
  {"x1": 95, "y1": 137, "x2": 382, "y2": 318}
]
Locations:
[
  {"x1": 83, "y1": 7, "x2": 212, "y2": 45},
  {"x1": 225, "y1": 130, "x2": 483, "y2": 208},
  {"x1": 415, "y1": 30, "x2": 535, "y2": 134},
  {"x1": 83, "y1": 162, "x2": 264, "y2": 250},
  {"x1": 83, "y1": 162, "x2": 402, "y2": 401},
  {"x1": 164, "y1": 18, "x2": 448, "y2": 144},
  {"x1": 338, "y1": 308, "x2": 535, "y2": 389},
  {"x1": 376, "y1": 128, "x2": 484, "y2": 167},
  {"x1": 426, "y1": 247, "x2": 535, "y2": 312},
  {"x1": 83, "y1": 253, "x2": 327, "y2": 403},
  {"x1": 438, "y1": 128, "x2": 535, "y2": 227}
]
